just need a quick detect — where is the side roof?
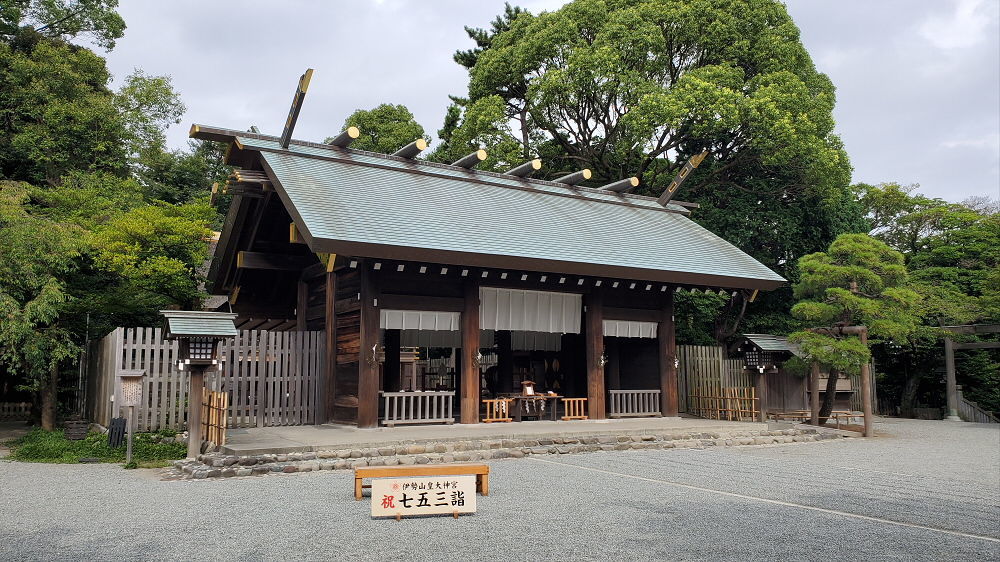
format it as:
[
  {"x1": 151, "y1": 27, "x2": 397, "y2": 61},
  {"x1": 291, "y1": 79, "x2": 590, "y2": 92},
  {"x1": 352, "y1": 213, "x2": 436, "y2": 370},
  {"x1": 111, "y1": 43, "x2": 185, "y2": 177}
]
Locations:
[
  {"x1": 742, "y1": 334, "x2": 803, "y2": 357},
  {"x1": 193, "y1": 125, "x2": 786, "y2": 291}
]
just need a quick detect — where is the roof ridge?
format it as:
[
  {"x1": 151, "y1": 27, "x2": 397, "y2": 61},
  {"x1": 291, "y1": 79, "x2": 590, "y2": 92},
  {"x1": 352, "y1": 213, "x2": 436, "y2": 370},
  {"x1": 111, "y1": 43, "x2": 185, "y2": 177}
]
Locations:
[{"x1": 192, "y1": 124, "x2": 687, "y2": 214}]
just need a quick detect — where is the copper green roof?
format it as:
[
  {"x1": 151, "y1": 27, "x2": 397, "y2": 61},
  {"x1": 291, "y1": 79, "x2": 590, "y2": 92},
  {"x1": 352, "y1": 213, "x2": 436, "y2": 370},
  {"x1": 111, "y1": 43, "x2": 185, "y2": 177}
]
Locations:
[
  {"x1": 161, "y1": 311, "x2": 238, "y2": 338},
  {"x1": 742, "y1": 334, "x2": 802, "y2": 357},
  {"x1": 195, "y1": 125, "x2": 786, "y2": 291}
]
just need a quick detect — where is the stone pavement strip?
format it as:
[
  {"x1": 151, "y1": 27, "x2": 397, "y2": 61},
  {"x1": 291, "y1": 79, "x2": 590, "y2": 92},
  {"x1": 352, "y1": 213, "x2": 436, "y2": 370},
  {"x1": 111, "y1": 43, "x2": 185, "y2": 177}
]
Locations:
[{"x1": 0, "y1": 418, "x2": 997, "y2": 561}]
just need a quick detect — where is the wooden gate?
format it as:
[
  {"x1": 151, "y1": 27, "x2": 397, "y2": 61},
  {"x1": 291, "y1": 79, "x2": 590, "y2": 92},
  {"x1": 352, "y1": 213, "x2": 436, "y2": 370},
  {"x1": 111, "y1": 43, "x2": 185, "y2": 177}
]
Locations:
[{"x1": 86, "y1": 327, "x2": 324, "y2": 431}]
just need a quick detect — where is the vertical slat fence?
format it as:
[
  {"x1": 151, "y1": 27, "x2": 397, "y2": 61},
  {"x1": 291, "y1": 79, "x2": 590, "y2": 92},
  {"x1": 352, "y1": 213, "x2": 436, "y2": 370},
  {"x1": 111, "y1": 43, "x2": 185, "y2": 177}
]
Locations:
[{"x1": 85, "y1": 327, "x2": 324, "y2": 431}]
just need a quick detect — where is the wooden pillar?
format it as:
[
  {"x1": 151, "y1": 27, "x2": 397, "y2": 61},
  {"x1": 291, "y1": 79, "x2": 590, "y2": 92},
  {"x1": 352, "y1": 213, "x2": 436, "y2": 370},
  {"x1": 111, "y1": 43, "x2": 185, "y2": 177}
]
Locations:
[
  {"x1": 186, "y1": 369, "x2": 204, "y2": 459},
  {"x1": 321, "y1": 271, "x2": 337, "y2": 424},
  {"x1": 860, "y1": 328, "x2": 874, "y2": 437},
  {"x1": 460, "y1": 281, "x2": 480, "y2": 424},
  {"x1": 944, "y1": 337, "x2": 961, "y2": 421},
  {"x1": 357, "y1": 265, "x2": 381, "y2": 428},
  {"x1": 658, "y1": 291, "x2": 678, "y2": 417},
  {"x1": 296, "y1": 281, "x2": 308, "y2": 331},
  {"x1": 585, "y1": 292, "x2": 606, "y2": 420},
  {"x1": 384, "y1": 329, "x2": 401, "y2": 392},
  {"x1": 754, "y1": 371, "x2": 767, "y2": 422},
  {"x1": 496, "y1": 330, "x2": 513, "y2": 394},
  {"x1": 605, "y1": 337, "x2": 621, "y2": 390},
  {"x1": 809, "y1": 361, "x2": 820, "y2": 426}
]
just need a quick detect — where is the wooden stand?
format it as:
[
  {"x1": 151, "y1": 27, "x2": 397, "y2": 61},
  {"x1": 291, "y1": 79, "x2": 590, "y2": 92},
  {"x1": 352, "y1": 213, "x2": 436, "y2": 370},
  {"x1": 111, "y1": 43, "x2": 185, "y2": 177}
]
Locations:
[
  {"x1": 561, "y1": 397, "x2": 588, "y2": 420},
  {"x1": 482, "y1": 398, "x2": 513, "y2": 423}
]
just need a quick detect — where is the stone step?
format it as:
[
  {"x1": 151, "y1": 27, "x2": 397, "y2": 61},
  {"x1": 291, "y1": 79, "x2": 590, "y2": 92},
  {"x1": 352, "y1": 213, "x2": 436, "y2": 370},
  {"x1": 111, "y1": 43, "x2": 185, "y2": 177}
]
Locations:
[{"x1": 165, "y1": 427, "x2": 843, "y2": 481}]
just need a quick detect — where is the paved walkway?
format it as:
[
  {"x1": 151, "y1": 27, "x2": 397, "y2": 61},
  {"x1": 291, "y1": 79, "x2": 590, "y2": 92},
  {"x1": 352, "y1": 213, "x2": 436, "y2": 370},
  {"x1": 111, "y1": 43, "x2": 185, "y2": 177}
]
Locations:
[
  {"x1": 1, "y1": 418, "x2": 996, "y2": 560},
  {"x1": 0, "y1": 421, "x2": 30, "y2": 459},
  {"x1": 222, "y1": 416, "x2": 769, "y2": 455}
]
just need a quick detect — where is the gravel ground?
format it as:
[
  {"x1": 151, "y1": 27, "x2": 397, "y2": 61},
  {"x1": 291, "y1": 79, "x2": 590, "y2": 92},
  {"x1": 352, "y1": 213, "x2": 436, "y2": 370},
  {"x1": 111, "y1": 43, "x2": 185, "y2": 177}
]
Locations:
[{"x1": 1, "y1": 418, "x2": 997, "y2": 561}]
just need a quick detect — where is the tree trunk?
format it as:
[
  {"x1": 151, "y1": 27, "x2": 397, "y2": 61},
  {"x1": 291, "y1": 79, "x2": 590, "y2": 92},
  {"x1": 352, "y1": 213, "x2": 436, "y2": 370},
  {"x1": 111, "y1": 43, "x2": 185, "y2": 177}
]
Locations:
[
  {"x1": 899, "y1": 372, "x2": 921, "y2": 418},
  {"x1": 40, "y1": 362, "x2": 59, "y2": 431},
  {"x1": 817, "y1": 369, "x2": 839, "y2": 425}
]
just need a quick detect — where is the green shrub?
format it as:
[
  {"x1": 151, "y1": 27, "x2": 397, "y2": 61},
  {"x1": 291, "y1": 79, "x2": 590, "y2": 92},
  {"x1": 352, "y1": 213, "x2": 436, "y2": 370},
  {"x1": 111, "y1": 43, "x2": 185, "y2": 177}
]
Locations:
[{"x1": 7, "y1": 429, "x2": 186, "y2": 464}]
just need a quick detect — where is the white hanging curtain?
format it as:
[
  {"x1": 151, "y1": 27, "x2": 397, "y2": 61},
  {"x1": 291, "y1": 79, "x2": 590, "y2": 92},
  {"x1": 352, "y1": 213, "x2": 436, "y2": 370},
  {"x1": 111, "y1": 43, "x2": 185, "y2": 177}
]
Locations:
[
  {"x1": 399, "y1": 330, "x2": 462, "y2": 348},
  {"x1": 603, "y1": 319, "x2": 658, "y2": 338},
  {"x1": 380, "y1": 310, "x2": 460, "y2": 331},
  {"x1": 481, "y1": 330, "x2": 564, "y2": 352},
  {"x1": 479, "y1": 287, "x2": 581, "y2": 334}
]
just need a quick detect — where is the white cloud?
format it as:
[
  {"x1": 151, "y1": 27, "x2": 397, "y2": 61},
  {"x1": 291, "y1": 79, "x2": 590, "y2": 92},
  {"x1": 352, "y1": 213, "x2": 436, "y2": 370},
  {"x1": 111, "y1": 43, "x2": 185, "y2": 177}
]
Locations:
[
  {"x1": 918, "y1": 0, "x2": 997, "y2": 49},
  {"x1": 941, "y1": 133, "x2": 1000, "y2": 151}
]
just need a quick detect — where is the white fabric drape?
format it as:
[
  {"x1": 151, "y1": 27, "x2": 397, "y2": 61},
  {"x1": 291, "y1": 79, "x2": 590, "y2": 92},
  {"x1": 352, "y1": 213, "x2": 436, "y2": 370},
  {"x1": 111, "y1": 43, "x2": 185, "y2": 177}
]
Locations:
[
  {"x1": 479, "y1": 287, "x2": 581, "y2": 334},
  {"x1": 603, "y1": 319, "x2": 658, "y2": 338},
  {"x1": 380, "y1": 310, "x2": 460, "y2": 331}
]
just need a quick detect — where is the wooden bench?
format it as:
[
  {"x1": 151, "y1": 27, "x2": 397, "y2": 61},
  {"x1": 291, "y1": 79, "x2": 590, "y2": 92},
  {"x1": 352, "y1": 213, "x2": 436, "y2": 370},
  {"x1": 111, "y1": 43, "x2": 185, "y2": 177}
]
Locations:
[{"x1": 354, "y1": 464, "x2": 490, "y2": 500}]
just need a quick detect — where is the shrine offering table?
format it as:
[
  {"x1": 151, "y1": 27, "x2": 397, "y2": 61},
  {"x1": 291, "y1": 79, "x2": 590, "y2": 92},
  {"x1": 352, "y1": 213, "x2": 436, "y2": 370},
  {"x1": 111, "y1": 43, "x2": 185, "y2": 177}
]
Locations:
[{"x1": 511, "y1": 395, "x2": 560, "y2": 422}]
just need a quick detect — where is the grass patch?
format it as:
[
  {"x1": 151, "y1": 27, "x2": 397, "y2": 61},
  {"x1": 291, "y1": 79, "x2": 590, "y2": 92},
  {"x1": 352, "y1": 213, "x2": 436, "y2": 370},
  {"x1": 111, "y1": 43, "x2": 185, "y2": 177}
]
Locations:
[{"x1": 8, "y1": 428, "x2": 186, "y2": 464}]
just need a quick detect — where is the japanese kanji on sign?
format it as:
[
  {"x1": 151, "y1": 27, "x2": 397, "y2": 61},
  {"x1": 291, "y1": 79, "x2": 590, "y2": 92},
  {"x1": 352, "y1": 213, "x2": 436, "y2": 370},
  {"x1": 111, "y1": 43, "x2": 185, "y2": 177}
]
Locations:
[{"x1": 371, "y1": 475, "x2": 477, "y2": 518}]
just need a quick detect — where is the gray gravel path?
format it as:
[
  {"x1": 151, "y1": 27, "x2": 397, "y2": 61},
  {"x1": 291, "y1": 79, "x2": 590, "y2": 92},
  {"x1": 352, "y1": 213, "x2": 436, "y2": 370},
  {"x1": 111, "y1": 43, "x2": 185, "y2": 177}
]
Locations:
[{"x1": 1, "y1": 418, "x2": 997, "y2": 561}]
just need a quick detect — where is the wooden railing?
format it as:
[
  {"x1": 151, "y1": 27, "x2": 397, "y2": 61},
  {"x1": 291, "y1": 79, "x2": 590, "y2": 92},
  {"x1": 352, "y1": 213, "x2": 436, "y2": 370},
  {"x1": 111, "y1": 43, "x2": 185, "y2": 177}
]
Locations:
[
  {"x1": 381, "y1": 391, "x2": 455, "y2": 427},
  {"x1": 608, "y1": 390, "x2": 662, "y2": 418},
  {"x1": 482, "y1": 398, "x2": 513, "y2": 423},
  {"x1": 958, "y1": 388, "x2": 998, "y2": 423},
  {"x1": 561, "y1": 398, "x2": 589, "y2": 420},
  {"x1": 0, "y1": 402, "x2": 31, "y2": 421}
]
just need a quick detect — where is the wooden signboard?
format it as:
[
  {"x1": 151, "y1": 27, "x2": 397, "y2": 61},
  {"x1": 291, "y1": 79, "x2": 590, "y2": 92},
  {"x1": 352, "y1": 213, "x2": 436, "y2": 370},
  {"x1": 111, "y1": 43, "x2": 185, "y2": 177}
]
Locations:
[{"x1": 371, "y1": 475, "x2": 477, "y2": 519}]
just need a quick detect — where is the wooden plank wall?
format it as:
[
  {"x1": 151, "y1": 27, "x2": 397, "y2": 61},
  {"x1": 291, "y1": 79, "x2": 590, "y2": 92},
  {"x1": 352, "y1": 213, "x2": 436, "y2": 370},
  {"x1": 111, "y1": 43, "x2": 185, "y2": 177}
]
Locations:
[
  {"x1": 333, "y1": 268, "x2": 361, "y2": 423},
  {"x1": 85, "y1": 327, "x2": 324, "y2": 431}
]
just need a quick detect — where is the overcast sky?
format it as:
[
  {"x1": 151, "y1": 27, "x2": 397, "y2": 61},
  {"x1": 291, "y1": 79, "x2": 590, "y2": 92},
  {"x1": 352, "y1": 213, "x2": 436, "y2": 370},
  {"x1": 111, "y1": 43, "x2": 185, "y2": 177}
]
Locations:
[{"x1": 101, "y1": 0, "x2": 999, "y2": 202}]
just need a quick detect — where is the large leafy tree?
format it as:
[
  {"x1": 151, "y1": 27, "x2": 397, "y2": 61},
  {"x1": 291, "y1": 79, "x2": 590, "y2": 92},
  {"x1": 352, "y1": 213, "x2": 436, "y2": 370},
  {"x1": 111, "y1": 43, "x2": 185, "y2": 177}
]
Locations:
[
  {"x1": 466, "y1": 0, "x2": 849, "y2": 192},
  {"x1": 453, "y1": 0, "x2": 864, "y2": 342},
  {"x1": 0, "y1": 7, "x2": 222, "y2": 426},
  {"x1": 0, "y1": 0, "x2": 125, "y2": 50},
  {"x1": 789, "y1": 234, "x2": 922, "y2": 421},
  {"x1": 328, "y1": 104, "x2": 428, "y2": 155},
  {"x1": 0, "y1": 181, "x2": 83, "y2": 429},
  {"x1": 856, "y1": 183, "x2": 999, "y2": 415}
]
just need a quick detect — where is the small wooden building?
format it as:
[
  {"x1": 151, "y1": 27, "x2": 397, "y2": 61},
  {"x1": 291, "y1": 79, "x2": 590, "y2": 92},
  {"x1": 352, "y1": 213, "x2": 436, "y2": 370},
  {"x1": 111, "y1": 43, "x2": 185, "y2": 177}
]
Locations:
[
  {"x1": 192, "y1": 124, "x2": 785, "y2": 428},
  {"x1": 737, "y1": 334, "x2": 855, "y2": 414}
]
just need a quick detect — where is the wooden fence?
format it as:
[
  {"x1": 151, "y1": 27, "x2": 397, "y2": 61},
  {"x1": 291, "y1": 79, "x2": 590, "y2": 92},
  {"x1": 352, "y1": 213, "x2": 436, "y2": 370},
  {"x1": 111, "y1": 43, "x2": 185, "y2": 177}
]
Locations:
[
  {"x1": 677, "y1": 345, "x2": 752, "y2": 415},
  {"x1": 201, "y1": 388, "x2": 229, "y2": 446},
  {"x1": 687, "y1": 387, "x2": 759, "y2": 421},
  {"x1": 85, "y1": 327, "x2": 324, "y2": 432},
  {"x1": 0, "y1": 402, "x2": 31, "y2": 421}
]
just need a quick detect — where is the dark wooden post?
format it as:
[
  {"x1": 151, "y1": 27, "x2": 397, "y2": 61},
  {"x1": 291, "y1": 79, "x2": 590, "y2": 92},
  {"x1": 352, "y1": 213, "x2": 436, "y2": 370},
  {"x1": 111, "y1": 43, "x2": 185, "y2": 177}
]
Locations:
[
  {"x1": 384, "y1": 329, "x2": 401, "y2": 392},
  {"x1": 605, "y1": 337, "x2": 621, "y2": 391},
  {"x1": 186, "y1": 369, "x2": 204, "y2": 458},
  {"x1": 754, "y1": 371, "x2": 766, "y2": 422},
  {"x1": 585, "y1": 292, "x2": 606, "y2": 420},
  {"x1": 460, "y1": 281, "x2": 481, "y2": 424},
  {"x1": 357, "y1": 266, "x2": 381, "y2": 428},
  {"x1": 944, "y1": 336, "x2": 960, "y2": 421},
  {"x1": 296, "y1": 281, "x2": 308, "y2": 331},
  {"x1": 859, "y1": 328, "x2": 874, "y2": 437},
  {"x1": 658, "y1": 291, "x2": 678, "y2": 417},
  {"x1": 497, "y1": 330, "x2": 513, "y2": 394},
  {"x1": 809, "y1": 361, "x2": 820, "y2": 426},
  {"x1": 322, "y1": 271, "x2": 337, "y2": 424}
]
